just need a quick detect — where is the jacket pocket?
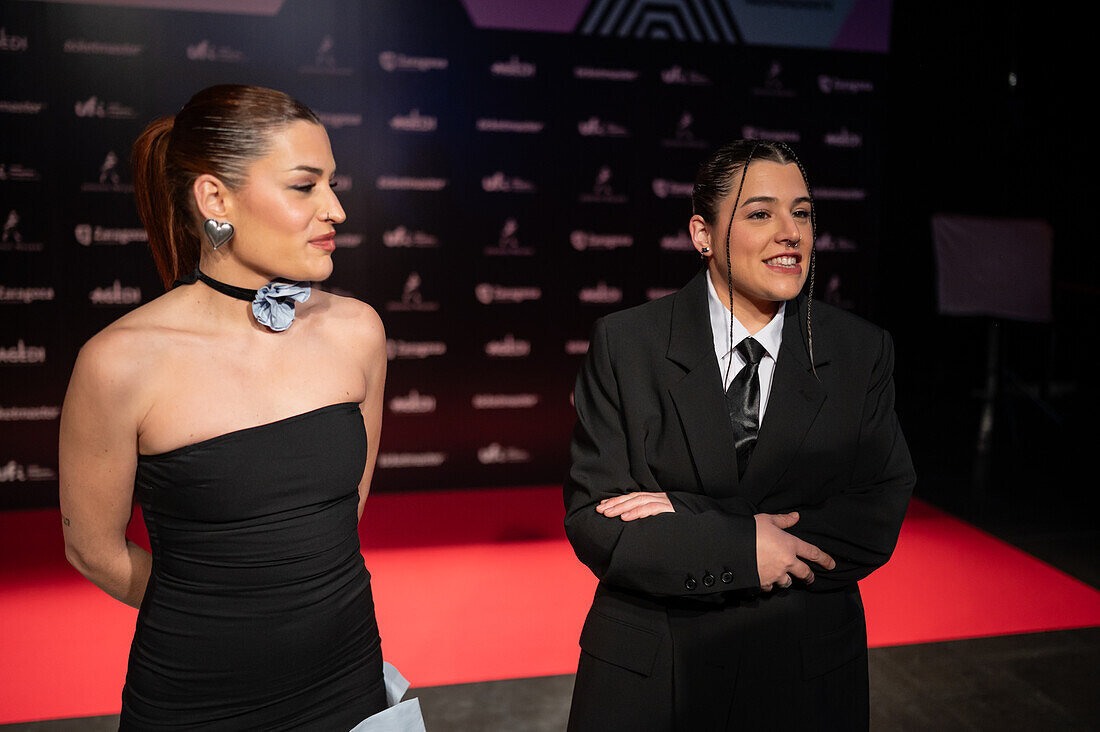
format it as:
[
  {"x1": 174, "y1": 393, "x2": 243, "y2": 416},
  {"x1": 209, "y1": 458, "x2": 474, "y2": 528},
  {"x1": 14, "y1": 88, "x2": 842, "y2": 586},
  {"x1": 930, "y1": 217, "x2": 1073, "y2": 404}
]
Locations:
[
  {"x1": 801, "y1": 614, "x2": 866, "y2": 680},
  {"x1": 578, "y1": 609, "x2": 662, "y2": 677}
]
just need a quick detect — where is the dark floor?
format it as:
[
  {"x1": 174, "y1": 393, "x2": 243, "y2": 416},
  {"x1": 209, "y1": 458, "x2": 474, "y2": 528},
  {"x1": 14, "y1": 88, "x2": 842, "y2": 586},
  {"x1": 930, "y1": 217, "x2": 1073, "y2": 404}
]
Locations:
[{"x1": 4, "y1": 628, "x2": 1098, "y2": 731}]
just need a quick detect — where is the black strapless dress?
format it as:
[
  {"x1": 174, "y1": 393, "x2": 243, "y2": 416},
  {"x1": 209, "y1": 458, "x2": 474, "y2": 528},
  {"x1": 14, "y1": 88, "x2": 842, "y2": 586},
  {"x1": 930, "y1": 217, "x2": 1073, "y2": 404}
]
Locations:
[{"x1": 121, "y1": 403, "x2": 387, "y2": 730}]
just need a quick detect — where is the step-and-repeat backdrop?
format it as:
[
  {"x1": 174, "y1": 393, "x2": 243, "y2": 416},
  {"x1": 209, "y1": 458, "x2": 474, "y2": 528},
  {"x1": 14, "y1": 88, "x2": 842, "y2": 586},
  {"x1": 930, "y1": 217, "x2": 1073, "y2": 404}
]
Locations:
[{"x1": 1, "y1": 0, "x2": 888, "y2": 508}]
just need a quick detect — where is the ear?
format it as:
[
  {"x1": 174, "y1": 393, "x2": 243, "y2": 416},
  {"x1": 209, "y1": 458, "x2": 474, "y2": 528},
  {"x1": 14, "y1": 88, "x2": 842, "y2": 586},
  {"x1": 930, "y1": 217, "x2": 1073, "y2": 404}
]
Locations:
[
  {"x1": 192, "y1": 174, "x2": 232, "y2": 221},
  {"x1": 689, "y1": 215, "x2": 711, "y2": 256}
]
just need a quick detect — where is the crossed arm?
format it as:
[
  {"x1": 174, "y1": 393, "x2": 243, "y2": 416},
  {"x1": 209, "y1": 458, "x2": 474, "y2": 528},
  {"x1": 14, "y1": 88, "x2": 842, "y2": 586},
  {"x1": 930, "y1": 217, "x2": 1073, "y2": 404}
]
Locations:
[{"x1": 565, "y1": 319, "x2": 912, "y2": 598}]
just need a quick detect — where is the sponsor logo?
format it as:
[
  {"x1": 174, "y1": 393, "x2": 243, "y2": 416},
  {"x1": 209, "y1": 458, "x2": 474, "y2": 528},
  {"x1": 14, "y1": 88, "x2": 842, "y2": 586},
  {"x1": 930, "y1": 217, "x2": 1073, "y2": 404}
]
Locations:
[
  {"x1": 379, "y1": 51, "x2": 448, "y2": 73},
  {"x1": 74, "y1": 95, "x2": 136, "y2": 119},
  {"x1": 385, "y1": 339, "x2": 447, "y2": 360},
  {"x1": 652, "y1": 178, "x2": 694, "y2": 199},
  {"x1": 1, "y1": 210, "x2": 42, "y2": 251},
  {"x1": 74, "y1": 224, "x2": 147, "y2": 246},
  {"x1": 383, "y1": 226, "x2": 439, "y2": 249},
  {"x1": 484, "y1": 334, "x2": 530, "y2": 358},
  {"x1": 471, "y1": 393, "x2": 539, "y2": 409},
  {"x1": 377, "y1": 452, "x2": 447, "y2": 468},
  {"x1": 824, "y1": 127, "x2": 862, "y2": 148},
  {"x1": 741, "y1": 125, "x2": 800, "y2": 143},
  {"x1": 565, "y1": 339, "x2": 589, "y2": 355},
  {"x1": 815, "y1": 232, "x2": 857, "y2": 252},
  {"x1": 752, "y1": 61, "x2": 796, "y2": 97},
  {"x1": 661, "y1": 111, "x2": 708, "y2": 149},
  {"x1": 477, "y1": 443, "x2": 531, "y2": 465},
  {"x1": 386, "y1": 272, "x2": 439, "y2": 312},
  {"x1": 660, "y1": 230, "x2": 693, "y2": 251},
  {"x1": 63, "y1": 39, "x2": 141, "y2": 56},
  {"x1": 818, "y1": 75, "x2": 874, "y2": 95},
  {"x1": 0, "y1": 460, "x2": 58, "y2": 482},
  {"x1": 491, "y1": 55, "x2": 536, "y2": 78},
  {"x1": 89, "y1": 280, "x2": 141, "y2": 306},
  {"x1": 475, "y1": 118, "x2": 544, "y2": 134},
  {"x1": 301, "y1": 35, "x2": 352, "y2": 75},
  {"x1": 661, "y1": 65, "x2": 711, "y2": 85},
  {"x1": 646, "y1": 287, "x2": 677, "y2": 300},
  {"x1": 81, "y1": 151, "x2": 132, "y2": 192},
  {"x1": 0, "y1": 27, "x2": 29, "y2": 53},
  {"x1": 390, "y1": 109, "x2": 438, "y2": 132},
  {"x1": 579, "y1": 166, "x2": 627, "y2": 204},
  {"x1": 579, "y1": 281, "x2": 623, "y2": 305},
  {"x1": 0, "y1": 162, "x2": 40, "y2": 182},
  {"x1": 570, "y1": 231, "x2": 633, "y2": 251},
  {"x1": 331, "y1": 174, "x2": 353, "y2": 191},
  {"x1": 481, "y1": 172, "x2": 536, "y2": 193},
  {"x1": 388, "y1": 389, "x2": 437, "y2": 415},
  {"x1": 376, "y1": 176, "x2": 447, "y2": 191},
  {"x1": 573, "y1": 66, "x2": 638, "y2": 82},
  {"x1": 823, "y1": 273, "x2": 854, "y2": 309},
  {"x1": 0, "y1": 340, "x2": 46, "y2": 364},
  {"x1": 316, "y1": 111, "x2": 362, "y2": 129},
  {"x1": 0, "y1": 286, "x2": 54, "y2": 304},
  {"x1": 815, "y1": 188, "x2": 867, "y2": 201},
  {"x1": 186, "y1": 39, "x2": 245, "y2": 62},
  {"x1": 334, "y1": 233, "x2": 362, "y2": 249},
  {"x1": 578, "y1": 116, "x2": 630, "y2": 138},
  {"x1": 0, "y1": 100, "x2": 46, "y2": 115},
  {"x1": 484, "y1": 218, "x2": 533, "y2": 256},
  {"x1": 0, "y1": 405, "x2": 61, "y2": 421},
  {"x1": 475, "y1": 283, "x2": 542, "y2": 305}
]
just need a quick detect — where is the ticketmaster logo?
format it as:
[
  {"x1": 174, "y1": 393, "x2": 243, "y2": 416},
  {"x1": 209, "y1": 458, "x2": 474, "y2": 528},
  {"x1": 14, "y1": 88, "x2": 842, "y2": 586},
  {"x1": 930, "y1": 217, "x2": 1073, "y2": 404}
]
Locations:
[
  {"x1": 0, "y1": 405, "x2": 60, "y2": 421},
  {"x1": 476, "y1": 118, "x2": 544, "y2": 134},
  {"x1": 0, "y1": 100, "x2": 46, "y2": 114},
  {"x1": 0, "y1": 340, "x2": 45, "y2": 364},
  {"x1": 385, "y1": 339, "x2": 447, "y2": 360},
  {"x1": 376, "y1": 176, "x2": 448, "y2": 191},
  {"x1": 0, "y1": 286, "x2": 54, "y2": 304},
  {"x1": 472, "y1": 393, "x2": 539, "y2": 409},
  {"x1": 63, "y1": 38, "x2": 142, "y2": 56},
  {"x1": 377, "y1": 452, "x2": 447, "y2": 468},
  {"x1": 574, "y1": 66, "x2": 638, "y2": 82}
]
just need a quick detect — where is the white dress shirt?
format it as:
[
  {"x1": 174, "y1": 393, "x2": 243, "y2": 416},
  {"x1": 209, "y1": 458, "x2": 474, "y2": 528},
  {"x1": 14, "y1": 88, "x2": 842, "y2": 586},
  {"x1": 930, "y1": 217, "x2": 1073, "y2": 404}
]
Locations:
[{"x1": 706, "y1": 273, "x2": 785, "y2": 425}]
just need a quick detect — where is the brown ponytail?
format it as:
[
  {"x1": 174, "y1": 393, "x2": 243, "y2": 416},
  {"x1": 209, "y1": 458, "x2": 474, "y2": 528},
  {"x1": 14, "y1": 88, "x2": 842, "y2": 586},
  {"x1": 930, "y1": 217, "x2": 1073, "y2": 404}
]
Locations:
[{"x1": 130, "y1": 85, "x2": 322, "y2": 289}]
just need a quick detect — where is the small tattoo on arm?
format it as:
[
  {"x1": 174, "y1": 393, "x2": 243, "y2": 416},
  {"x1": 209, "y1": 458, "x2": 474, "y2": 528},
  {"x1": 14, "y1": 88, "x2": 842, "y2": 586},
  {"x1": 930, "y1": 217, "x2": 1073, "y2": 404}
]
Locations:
[{"x1": 62, "y1": 515, "x2": 71, "y2": 527}]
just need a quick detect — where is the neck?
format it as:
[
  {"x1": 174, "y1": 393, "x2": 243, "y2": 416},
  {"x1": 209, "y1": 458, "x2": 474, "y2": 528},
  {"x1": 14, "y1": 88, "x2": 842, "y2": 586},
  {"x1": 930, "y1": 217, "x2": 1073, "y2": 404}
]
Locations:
[
  {"x1": 707, "y1": 267, "x2": 780, "y2": 336},
  {"x1": 198, "y1": 253, "x2": 277, "y2": 291}
]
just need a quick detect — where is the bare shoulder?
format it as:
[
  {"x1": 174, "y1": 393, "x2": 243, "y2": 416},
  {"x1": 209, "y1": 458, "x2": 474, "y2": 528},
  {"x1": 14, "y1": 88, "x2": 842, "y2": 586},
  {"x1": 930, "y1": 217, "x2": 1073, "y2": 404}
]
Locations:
[{"x1": 309, "y1": 290, "x2": 386, "y2": 351}]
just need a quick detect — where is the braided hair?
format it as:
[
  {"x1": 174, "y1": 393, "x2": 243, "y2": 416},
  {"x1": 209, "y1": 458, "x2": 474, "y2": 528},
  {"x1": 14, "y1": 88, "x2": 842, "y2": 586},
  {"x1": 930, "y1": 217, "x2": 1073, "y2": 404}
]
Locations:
[{"x1": 691, "y1": 140, "x2": 819, "y2": 380}]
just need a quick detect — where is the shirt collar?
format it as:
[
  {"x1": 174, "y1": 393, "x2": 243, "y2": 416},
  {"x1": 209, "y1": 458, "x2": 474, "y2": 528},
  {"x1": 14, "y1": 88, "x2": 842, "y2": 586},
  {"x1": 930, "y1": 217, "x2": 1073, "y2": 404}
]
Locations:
[{"x1": 706, "y1": 271, "x2": 785, "y2": 363}]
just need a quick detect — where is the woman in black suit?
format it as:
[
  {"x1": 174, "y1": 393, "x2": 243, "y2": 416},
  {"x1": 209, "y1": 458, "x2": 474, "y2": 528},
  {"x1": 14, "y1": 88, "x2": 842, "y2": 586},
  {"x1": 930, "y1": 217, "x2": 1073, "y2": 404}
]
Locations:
[{"x1": 564, "y1": 140, "x2": 915, "y2": 730}]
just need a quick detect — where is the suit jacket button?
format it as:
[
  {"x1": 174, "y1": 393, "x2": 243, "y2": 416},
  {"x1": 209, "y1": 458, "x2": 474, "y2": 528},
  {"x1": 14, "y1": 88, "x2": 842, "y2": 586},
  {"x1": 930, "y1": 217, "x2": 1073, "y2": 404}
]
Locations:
[
  {"x1": 703, "y1": 573, "x2": 715, "y2": 587},
  {"x1": 685, "y1": 575, "x2": 697, "y2": 590},
  {"x1": 721, "y1": 571, "x2": 733, "y2": 584}
]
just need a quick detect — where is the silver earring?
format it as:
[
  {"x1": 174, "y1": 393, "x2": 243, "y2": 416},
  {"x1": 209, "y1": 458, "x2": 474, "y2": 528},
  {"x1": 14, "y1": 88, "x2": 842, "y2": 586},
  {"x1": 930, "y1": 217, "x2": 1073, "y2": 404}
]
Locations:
[
  {"x1": 700, "y1": 246, "x2": 710, "y2": 254},
  {"x1": 203, "y1": 218, "x2": 234, "y2": 250}
]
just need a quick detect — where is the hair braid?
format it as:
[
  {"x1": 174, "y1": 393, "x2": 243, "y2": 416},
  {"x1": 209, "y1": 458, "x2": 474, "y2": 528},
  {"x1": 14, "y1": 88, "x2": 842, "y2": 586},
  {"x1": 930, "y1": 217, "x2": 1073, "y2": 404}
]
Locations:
[
  {"x1": 722, "y1": 141, "x2": 759, "y2": 388},
  {"x1": 773, "y1": 142, "x2": 819, "y2": 380}
]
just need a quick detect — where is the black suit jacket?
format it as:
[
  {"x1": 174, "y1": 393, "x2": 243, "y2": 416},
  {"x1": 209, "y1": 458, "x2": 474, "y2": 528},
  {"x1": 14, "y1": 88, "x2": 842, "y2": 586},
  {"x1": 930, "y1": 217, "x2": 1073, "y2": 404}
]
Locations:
[{"x1": 564, "y1": 269, "x2": 915, "y2": 730}]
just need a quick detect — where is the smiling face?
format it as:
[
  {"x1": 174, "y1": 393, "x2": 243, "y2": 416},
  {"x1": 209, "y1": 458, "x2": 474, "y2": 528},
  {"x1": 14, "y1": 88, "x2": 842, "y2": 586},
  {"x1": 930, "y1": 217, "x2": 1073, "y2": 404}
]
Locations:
[
  {"x1": 690, "y1": 160, "x2": 812, "y2": 330},
  {"x1": 199, "y1": 120, "x2": 345, "y2": 285}
]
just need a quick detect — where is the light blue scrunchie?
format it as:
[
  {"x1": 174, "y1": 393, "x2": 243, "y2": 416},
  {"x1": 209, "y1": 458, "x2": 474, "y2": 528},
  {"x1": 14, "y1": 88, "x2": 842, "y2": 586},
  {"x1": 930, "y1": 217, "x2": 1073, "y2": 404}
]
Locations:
[{"x1": 251, "y1": 282, "x2": 311, "y2": 332}]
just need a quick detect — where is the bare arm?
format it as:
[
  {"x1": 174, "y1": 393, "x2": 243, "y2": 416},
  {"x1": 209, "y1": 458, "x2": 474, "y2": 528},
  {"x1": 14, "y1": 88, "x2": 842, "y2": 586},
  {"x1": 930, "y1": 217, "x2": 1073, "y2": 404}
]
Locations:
[
  {"x1": 354, "y1": 306, "x2": 387, "y2": 520},
  {"x1": 58, "y1": 331, "x2": 152, "y2": 608}
]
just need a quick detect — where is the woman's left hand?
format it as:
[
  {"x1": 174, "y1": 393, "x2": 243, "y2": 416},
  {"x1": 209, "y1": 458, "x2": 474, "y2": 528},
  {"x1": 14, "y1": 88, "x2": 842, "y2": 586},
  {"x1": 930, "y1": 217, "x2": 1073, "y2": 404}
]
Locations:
[{"x1": 597, "y1": 492, "x2": 675, "y2": 521}]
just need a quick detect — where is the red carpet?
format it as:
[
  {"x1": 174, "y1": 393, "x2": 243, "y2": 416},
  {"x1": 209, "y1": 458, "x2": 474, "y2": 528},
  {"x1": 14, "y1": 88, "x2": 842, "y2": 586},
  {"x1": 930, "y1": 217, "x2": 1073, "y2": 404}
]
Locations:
[{"x1": 2, "y1": 488, "x2": 1099, "y2": 724}]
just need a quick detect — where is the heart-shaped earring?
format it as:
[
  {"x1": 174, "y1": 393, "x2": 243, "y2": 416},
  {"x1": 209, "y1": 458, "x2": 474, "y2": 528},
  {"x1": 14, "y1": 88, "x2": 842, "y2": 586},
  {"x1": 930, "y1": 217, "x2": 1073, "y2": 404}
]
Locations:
[{"x1": 203, "y1": 218, "x2": 234, "y2": 250}]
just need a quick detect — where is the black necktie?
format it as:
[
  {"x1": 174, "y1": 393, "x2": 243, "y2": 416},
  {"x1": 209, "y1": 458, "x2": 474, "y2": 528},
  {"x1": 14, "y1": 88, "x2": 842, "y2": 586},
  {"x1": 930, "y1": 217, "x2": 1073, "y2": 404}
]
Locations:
[{"x1": 725, "y1": 337, "x2": 767, "y2": 480}]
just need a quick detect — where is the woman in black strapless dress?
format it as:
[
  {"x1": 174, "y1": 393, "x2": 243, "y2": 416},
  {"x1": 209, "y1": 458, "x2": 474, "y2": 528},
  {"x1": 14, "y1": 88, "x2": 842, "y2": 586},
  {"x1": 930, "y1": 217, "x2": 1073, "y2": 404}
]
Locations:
[{"x1": 58, "y1": 85, "x2": 405, "y2": 729}]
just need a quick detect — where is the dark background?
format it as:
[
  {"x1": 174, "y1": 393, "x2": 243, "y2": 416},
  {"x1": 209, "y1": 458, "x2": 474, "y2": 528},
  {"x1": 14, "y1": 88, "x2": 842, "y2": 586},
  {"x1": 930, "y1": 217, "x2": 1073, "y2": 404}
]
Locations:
[{"x1": 3, "y1": 0, "x2": 1090, "y2": 543}]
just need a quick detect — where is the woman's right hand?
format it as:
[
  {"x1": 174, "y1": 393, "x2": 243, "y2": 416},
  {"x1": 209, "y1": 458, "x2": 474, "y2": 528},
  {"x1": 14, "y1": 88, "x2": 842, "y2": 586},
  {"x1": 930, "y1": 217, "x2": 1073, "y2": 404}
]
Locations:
[{"x1": 754, "y1": 512, "x2": 835, "y2": 592}]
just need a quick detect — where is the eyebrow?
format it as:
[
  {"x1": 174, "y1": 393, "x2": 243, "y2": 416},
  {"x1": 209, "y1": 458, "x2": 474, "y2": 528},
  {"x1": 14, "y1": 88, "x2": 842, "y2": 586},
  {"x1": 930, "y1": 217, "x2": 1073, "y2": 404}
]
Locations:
[
  {"x1": 739, "y1": 195, "x2": 813, "y2": 208},
  {"x1": 287, "y1": 165, "x2": 333, "y2": 176}
]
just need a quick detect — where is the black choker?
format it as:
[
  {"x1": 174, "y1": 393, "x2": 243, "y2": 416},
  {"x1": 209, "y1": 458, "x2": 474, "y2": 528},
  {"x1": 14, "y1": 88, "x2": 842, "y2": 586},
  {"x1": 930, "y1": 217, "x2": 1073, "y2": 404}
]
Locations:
[{"x1": 175, "y1": 268, "x2": 312, "y2": 332}]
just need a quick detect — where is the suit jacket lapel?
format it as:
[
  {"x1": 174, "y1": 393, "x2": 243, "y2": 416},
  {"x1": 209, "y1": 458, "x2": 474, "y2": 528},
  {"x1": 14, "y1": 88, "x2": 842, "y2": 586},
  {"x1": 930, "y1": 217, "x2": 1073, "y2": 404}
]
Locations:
[
  {"x1": 741, "y1": 297, "x2": 829, "y2": 506},
  {"x1": 666, "y1": 270, "x2": 742, "y2": 499}
]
